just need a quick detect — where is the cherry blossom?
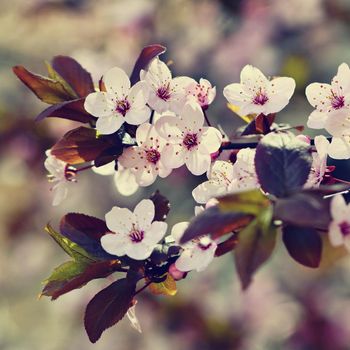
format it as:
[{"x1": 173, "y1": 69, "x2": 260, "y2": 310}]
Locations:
[
  {"x1": 44, "y1": 150, "x2": 76, "y2": 206},
  {"x1": 170, "y1": 207, "x2": 217, "y2": 272},
  {"x1": 141, "y1": 58, "x2": 193, "y2": 114},
  {"x1": 84, "y1": 67, "x2": 150, "y2": 135},
  {"x1": 92, "y1": 162, "x2": 139, "y2": 196},
  {"x1": 155, "y1": 101, "x2": 222, "y2": 175},
  {"x1": 223, "y1": 64, "x2": 296, "y2": 116},
  {"x1": 101, "y1": 199, "x2": 167, "y2": 260},
  {"x1": 185, "y1": 78, "x2": 216, "y2": 109},
  {"x1": 304, "y1": 135, "x2": 329, "y2": 188},
  {"x1": 329, "y1": 195, "x2": 350, "y2": 252},
  {"x1": 192, "y1": 148, "x2": 258, "y2": 204},
  {"x1": 306, "y1": 63, "x2": 350, "y2": 120},
  {"x1": 118, "y1": 123, "x2": 172, "y2": 186}
]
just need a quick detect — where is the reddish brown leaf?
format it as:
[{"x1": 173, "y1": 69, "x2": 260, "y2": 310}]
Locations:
[
  {"x1": 51, "y1": 127, "x2": 112, "y2": 164},
  {"x1": 149, "y1": 190, "x2": 170, "y2": 221},
  {"x1": 215, "y1": 233, "x2": 239, "y2": 257},
  {"x1": 84, "y1": 278, "x2": 136, "y2": 343},
  {"x1": 35, "y1": 98, "x2": 95, "y2": 123},
  {"x1": 13, "y1": 65, "x2": 74, "y2": 104},
  {"x1": 52, "y1": 56, "x2": 95, "y2": 97},
  {"x1": 130, "y1": 44, "x2": 167, "y2": 85}
]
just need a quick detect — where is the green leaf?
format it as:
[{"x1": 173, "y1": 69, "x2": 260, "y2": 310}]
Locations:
[
  {"x1": 234, "y1": 206, "x2": 277, "y2": 290},
  {"x1": 41, "y1": 259, "x2": 121, "y2": 300},
  {"x1": 13, "y1": 65, "x2": 76, "y2": 104},
  {"x1": 84, "y1": 278, "x2": 136, "y2": 343},
  {"x1": 218, "y1": 189, "x2": 269, "y2": 216},
  {"x1": 255, "y1": 132, "x2": 312, "y2": 198},
  {"x1": 45, "y1": 224, "x2": 95, "y2": 263}
]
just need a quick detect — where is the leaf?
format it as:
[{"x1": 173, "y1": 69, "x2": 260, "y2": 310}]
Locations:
[
  {"x1": 60, "y1": 213, "x2": 115, "y2": 260},
  {"x1": 241, "y1": 113, "x2": 275, "y2": 136},
  {"x1": 234, "y1": 207, "x2": 276, "y2": 290},
  {"x1": 13, "y1": 65, "x2": 75, "y2": 104},
  {"x1": 149, "y1": 190, "x2": 170, "y2": 221},
  {"x1": 130, "y1": 44, "x2": 167, "y2": 85},
  {"x1": 149, "y1": 274, "x2": 177, "y2": 296},
  {"x1": 84, "y1": 278, "x2": 136, "y2": 343},
  {"x1": 282, "y1": 225, "x2": 322, "y2": 268},
  {"x1": 274, "y1": 189, "x2": 331, "y2": 230},
  {"x1": 51, "y1": 127, "x2": 115, "y2": 164},
  {"x1": 93, "y1": 141, "x2": 124, "y2": 167},
  {"x1": 41, "y1": 259, "x2": 121, "y2": 300},
  {"x1": 45, "y1": 224, "x2": 94, "y2": 262},
  {"x1": 218, "y1": 189, "x2": 269, "y2": 216},
  {"x1": 180, "y1": 206, "x2": 252, "y2": 244},
  {"x1": 215, "y1": 233, "x2": 238, "y2": 257},
  {"x1": 52, "y1": 56, "x2": 95, "y2": 97},
  {"x1": 35, "y1": 98, "x2": 95, "y2": 123},
  {"x1": 255, "y1": 132, "x2": 312, "y2": 197}
]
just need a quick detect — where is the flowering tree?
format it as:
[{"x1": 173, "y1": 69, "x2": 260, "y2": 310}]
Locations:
[{"x1": 13, "y1": 44, "x2": 350, "y2": 343}]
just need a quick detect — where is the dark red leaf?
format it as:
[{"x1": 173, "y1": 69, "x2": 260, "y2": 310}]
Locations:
[
  {"x1": 42, "y1": 260, "x2": 121, "y2": 300},
  {"x1": 13, "y1": 65, "x2": 74, "y2": 104},
  {"x1": 51, "y1": 127, "x2": 113, "y2": 164},
  {"x1": 149, "y1": 190, "x2": 170, "y2": 221},
  {"x1": 60, "y1": 213, "x2": 113, "y2": 259},
  {"x1": 255, "y1": 132, "x2": 312, "y2": 198},
  {"x1": 84, "y1": 278, "x2": 136, "y2": 343},
  {"x1": 130, "y1": 44, "x2": 167, "y2": 85},
  {"x1": 35, "y1": 98, "x2": 95, "y2": 123},
  {"x1": 52, "y1": 56, "x2": 95, "y2": 97},
  {"x1": 241, "y1": 113, "x2": 275, "y2": 136},
  {"x1": 282, "y1": 225, "x2": 322, "y2": 268},
  {"x1": 215, "y1": 233, "x2": 238, "y2": 257},
  {"x1": 180, "y1": 206, "x2": 252, "y2": 244},
  {"x1": 94, "y1": 141, "x2": 123, "y2": 167}
]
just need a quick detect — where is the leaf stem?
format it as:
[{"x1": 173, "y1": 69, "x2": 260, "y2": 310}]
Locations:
[{"x1": 74, "y1": 164, "x2": 94, "y2": 173}]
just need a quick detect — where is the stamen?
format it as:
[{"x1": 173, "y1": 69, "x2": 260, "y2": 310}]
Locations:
[{"x1": 183, "y1": 133, "x2": 198, "y2": 150}]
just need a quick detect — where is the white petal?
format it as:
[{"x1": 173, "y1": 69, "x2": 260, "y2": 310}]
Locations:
[
  {"x1": 136, "y1": 123, "x2": 154, "y2": 145},
  {"x1": 180, "y1": 101, "x2": 204, "y2": 131},
  {"x1": 328, "y1": 222, "x2": 344, "y2": 247},
  {"x1": 269, "y1": 76, "x2": 296, "y2": 101},
  {"x1": 192, "y1": 181, "x2": 225, "y2": 204},
  {"x1": 96, "y1": 115, "x2": 124, "y2": 135},
  {"x1": 134, "y1": 199, "x2": 155, "y2": 229},
  {"x1": 134, "y1": 166, "x2": 158, "y2": 186},
  {"x1": 125, "y1": 106, "x2": 151, "y2": 125},
  {"x1": 92, "y1": 162, "x2": 115, "y2": 176},
  {"x1": 330, "y1": 195, "x2": 348, "y2": 221},
  {"x1": 328, "y1": 137, "x2": 350, "y2": 159},
  {"x1": 240, "y1": 65, "x2": 269, "y2": 91},
  {"x1": 335, "y1": 63, "x2": 350, "y2": 93},
  {"x1": 144, "y1": 221, "x2": 168, "y2": 245},
  {"x1": 185, "y1": 151, "x2": 211, "y2": 175},
  {"x1": 223, "y1": 83, "x2": 250, "y2": 107},
  {"x1": 52, "y1": 182, "x2": 68, "y2": 206},
  {"x1": 103, "y1": 67, "x2": 130, "y2": 98},
  {"x1": 155, "y1": 115, "x2": 185, "y2": 142},
  {"x1": 305, "y1": 83, "x2": 333, "y2": 113},
  {"x1": 159, "y1": 144, "x2": 185, "y2": 169},
  {"x1": 113, "y1": 167, "x2": 139, "y2": 196},
  {"x1": 198, "y1": 127, "x2": 222, "y2": 154},
  {"x1": 171, "y1": 222, "x2": 189, "y2": 244},
  {"x1": 118, "y1": 147, "x2": 142, "y2": 169},
  {"x1": 100, "y1": 233, "x2": 129, "y2": 256},
  {"x1": 105, "y1": 206, "x2": 134, "y2": 234},
  {"x1": 125, "y1": 243, "x2": 154, "y2": 260},
  {"x1": 145, "y1": 58, "x2": 172, "y2": 87},
  {"x1": 84, "y1": 92, "x2": 112, "y2": 118},
  {"x1": 314, "y1": 135, "x2": 329, "y2": 159},
  {"x1": 307, "y1": 110, "x2": 328, "y2": 129}
]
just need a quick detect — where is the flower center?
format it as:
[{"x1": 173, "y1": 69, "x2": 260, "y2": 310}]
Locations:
[
  {"x1": 115, "y1": 99, "x2": 131, "y2": 116},
  {"x1": 331, "y1": 94, "x2": 345, "y2": 110},
  {"x1": 146, "y1": 148, "x2": 161, "y2": 164},
  {"x1": 339, "y1": 221, "x2": 350, "y2": 236},
  {"x1": 252, "y1": 89, "x2": 269, "y2": 105},
  {"x1": 183, "y1": 133, "x2": 198, "y2": 150},
  {"x1": 129, "y1": 229, "x2": 144, "y2": 243},
  {"x1": 197, "y1": 236, "x2": 212, "y2": 251},
  {"x1": 156, "y1": 83, "x2": 171, "y2": 101}
]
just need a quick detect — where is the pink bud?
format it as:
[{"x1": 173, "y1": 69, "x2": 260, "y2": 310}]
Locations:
[
  {"x1": 205, "y1": 198, "x2": 219, "y2": 208},
  {"x1": 169, "y1": 263, "x2": 185, "y2": 280},
  {"x1": 296, "y1": 134, "x2": 311, "y2": 144}
]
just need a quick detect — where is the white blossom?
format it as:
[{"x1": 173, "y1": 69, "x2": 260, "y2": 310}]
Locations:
[
  {"x1": 84, "y1": 67, "x2": 150, "y2": 135},
  {"x1": 223, "y1": 64, "x2": 296, "y2": 116},
  {"x1": 119, "y1": 123, "x2": 172, "y2": 186},
  {"x1": 329, "y1": 195, "x2": 350, "y2": 252},
  {"x1": 101, "y1": 199, "x2": 167, "y2": 260},
  {"x1": 141, "y1": 58, "x2": 193, "y2": 114},
  {"x1": 192, "y1": 148, "x2": 258, "y2": 204},
  {"x1": 186, "y1": 78, "x2": 216, "y2": 109},
  {"x1": 44, "y1": 150, "x2": 76, "y2": 206},
  {"x1": 155, "y1": 101, "x2": 222, "y2": 175}
]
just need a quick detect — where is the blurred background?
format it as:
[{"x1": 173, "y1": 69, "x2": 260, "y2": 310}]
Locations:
[{"x1": 2, "y1": 0, "x2": 350, "y2": 349}]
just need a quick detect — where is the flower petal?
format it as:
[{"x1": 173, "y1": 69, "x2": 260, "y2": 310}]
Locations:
[
  {"x1": 328, "y1": 137, "x2": 350, "y2": 159},
  {"x1": 103, "y1": 67, "x2": 130, "y2": 98},
  {"x1": 198, "y1": 127, "x2": 222, "y2": 154},
  {"x1": 144, "y1": 221, "x2": 168, "y2": 245},
  {"x1": 125, "y1": 242, "x2": 154, "y2": 260},
  {"x1": 100, "y1": 233, "x2": 129, "y2": 256},
  {"x1": 180, "y1": 101, "x2": 204, "y2": 131},
  {"x1": 307, "y1": 110, "x2": 328, "y2": 129},
  {"x1": 105, "y1": 206, "x2": 134, "y2": 234},
  {"x1": 96, "y1": 115, "x2": 124, "y2": 135},
  {"x1": 192, "y1": 181, "x2": 225, "y2": 204},
  {"x1": 134, "y1": 199, "x2": 155, "y2": 229},
  {"x1": 171, "y1": 222, "x2": 189, "y2": 244},
  {"x1": 113, "y1": 167, "x2": 139, "y2": 196},
  {"x1": 305, "y1": 83, "x2": 332, "y2": 113},
  {"x1": 84, "y1": 92, "x2": 112, "y2": 118},
  {"x1": 185, "y1": 151, "x2": 211, "y2": 175}
]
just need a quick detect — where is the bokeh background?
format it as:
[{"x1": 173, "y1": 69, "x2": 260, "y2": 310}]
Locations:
[{"x1": 2, "y1": 0, "x2": 350, "y2": 349}]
